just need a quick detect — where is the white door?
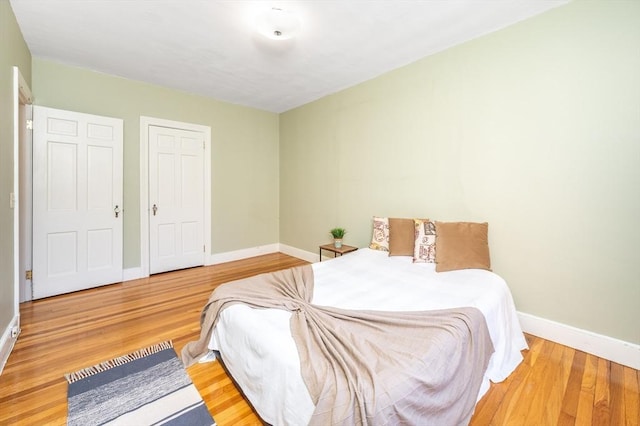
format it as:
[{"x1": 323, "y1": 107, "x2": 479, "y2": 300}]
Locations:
[
  {"x1": 32, "y1": 106, "x2": 123, "y2": 299},
  {"x1": 148, "y1": 125, "x2": 205, "y2": 274}
]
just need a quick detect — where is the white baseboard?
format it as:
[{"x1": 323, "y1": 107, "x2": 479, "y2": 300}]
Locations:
[
  {"x1": 122, "y1": 244, "x2": 283, "y2": 282},
  {"x1": 0, "y1": 315, "x2": 20, "y2": 376},
  {"x1": 518, "y1": 312, "x2": 640, "y2": 370},
  {"x1": 123, "y1": 267, "x2": 144, "y2": 281},
  {"x1": 208, "y1": 244, "x2": 280, "y2": 265},
  {"x1": 278, "y1": 244, "x2": 319, "y2": 263}
]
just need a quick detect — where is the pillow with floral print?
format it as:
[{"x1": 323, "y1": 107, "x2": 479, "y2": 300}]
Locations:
[
  {"x1": 368, "y1": 216, "x2": 389, "y2": 251},
  {"x1": 413, "y1": 219, "x2": 436, "y2": 263}
]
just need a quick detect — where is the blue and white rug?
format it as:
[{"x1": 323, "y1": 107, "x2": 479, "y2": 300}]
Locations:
[{"x1": 65, "y1": 340, "x2": 215, "y2": 426}]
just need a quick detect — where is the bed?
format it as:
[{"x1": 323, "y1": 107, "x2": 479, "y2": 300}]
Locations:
[{"x1": 183, "y1": 246, "x2": 528, "y2": 425}]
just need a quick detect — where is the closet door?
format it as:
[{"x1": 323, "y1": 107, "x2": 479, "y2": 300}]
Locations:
[
  {"x1": 32, "y1": 106, "x2": 123, "y2": 298},
  {"x1": 148, "y1": 125, "x2": 205, "y2": 274}
]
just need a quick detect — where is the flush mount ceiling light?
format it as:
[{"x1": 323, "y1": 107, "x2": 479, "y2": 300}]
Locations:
[{"x1": 256, "y1": 7, "x2": 301, "y2": 40}]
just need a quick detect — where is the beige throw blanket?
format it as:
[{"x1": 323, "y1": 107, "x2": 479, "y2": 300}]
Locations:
[{"x1": 182, "y1": 265, "x2": 494, "y2": 425}]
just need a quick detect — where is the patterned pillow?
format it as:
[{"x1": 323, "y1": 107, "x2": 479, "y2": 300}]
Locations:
[
  {"x1": 413, "y1": 219, "x2": 436, "y2": 263},
  {"x1": 369, "y1": 216, "x2": 389, "y2": 251}
]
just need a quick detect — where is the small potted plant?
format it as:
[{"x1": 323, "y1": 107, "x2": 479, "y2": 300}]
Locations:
[{"x1": 330, "y1": 227, "x2": 347, "y2": 248}]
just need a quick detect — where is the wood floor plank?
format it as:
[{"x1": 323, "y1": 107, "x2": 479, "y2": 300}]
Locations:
[
  {"x1": 557, "y1": 349, "x2": 587, "y2": 425},
  {"x1": 0, "y1": 252, "x2": 638, "y2": 426},
  {"x1": 611, "y1": 361, "x2": 626, "y2": 426},
  {"x1": 576, "y1": 353, "x2": 599, "y2": 425},
  {"x1": 524, "y1": 342, "x2": 568, "y2": 425},
  {"x1": 624, "y1": 366, "x2": 640, "y2": 426},
  {"x1": 593, "y1": 357, "x2": 612, "y2": 426}
]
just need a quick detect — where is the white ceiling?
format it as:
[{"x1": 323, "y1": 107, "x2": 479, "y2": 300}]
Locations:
[{"x1": 10, "y1": 0, "x2": 568, "y2": 113}]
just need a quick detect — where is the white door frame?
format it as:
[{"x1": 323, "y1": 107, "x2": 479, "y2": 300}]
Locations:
[
  {"x1": 140, "y1": 116, "x2": 211, "y2": 277},
  {"x1": 14, "y1": 68, "x2": 33, "y2": 303},
  {"x1": 14, "y1": 67, "x2": 33, "y2": 303},
  {"x1": 3, "y1": 67, "x2": 32, "y2": 373}
]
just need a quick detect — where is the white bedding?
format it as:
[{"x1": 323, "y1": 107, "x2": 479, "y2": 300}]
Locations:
[{"x1": 209, "y1": 248, "x2": 528, "y2": 425}]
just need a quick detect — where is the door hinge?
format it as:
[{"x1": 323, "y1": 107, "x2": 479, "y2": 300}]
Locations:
[
  {"x1": 26, "y1": 119, "x2": 33, "y2": 130},
  {"x1": 26, "y1": 270, "x2": 32, "y2": 280},
  {"x1": 203, "y1": 245, "x2": 206, "y2": 252}
]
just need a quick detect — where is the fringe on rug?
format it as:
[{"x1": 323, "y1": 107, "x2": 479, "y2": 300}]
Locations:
[{"x1": 64, "y1": 340, "x2": 173, "y2": 384}]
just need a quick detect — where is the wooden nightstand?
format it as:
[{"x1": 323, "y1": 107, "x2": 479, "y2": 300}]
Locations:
[{"x1": 319, "y1": 243, "x2": 358, "y2": 261}]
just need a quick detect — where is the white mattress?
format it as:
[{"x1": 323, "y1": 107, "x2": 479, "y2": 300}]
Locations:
[{"x1": 209, "y1": 248, "x2": 528, "y2": 425}]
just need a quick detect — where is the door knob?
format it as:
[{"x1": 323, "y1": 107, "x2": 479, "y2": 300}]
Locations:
[
  {"x1": 114, "y1": 205, "x2": 120, "y2": 218},
  {"x1": 152, "y1": 204, "x2": 158, "y2": 216}
]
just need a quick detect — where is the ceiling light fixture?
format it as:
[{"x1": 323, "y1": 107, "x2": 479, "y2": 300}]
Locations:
[{"x1": 256, "y1": 7, "x2": 301, "y2": 40}]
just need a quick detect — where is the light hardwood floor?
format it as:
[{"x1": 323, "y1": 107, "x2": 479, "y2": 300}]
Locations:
[{"x1": 0, "y1": 253, "x2": 638, "y2": 425}]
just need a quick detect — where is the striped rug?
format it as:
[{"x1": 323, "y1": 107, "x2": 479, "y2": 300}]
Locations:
[{"x1": 65, "y1": 341, "x2": 215, "y2": 426}]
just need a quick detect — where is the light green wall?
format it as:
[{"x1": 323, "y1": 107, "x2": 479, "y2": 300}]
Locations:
[
  {"x1": 7, "y1": 0, "x2": 639, "y2": 347},
  {"x1": 0, "y1": 0, "x2": 31, "y2": 336},
  {"x1": 33, "y1": 59, "x2": 280, "y2": 268},
  {"x1": 280, "y1": 1, "x2": 640, "y2": 344}
]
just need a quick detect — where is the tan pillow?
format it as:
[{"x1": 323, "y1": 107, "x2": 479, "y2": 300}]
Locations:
[
  {"x1": 413, "y1": 219, "x2": 436, "y2": 263},
  {"x1": 435, "y1": 221, "x2": 491, "y2": 272},
  {"x1": 368, "y1": 216, "x2": 390, "y2": 251},
  {"x1": 388, "y1": 218, "x2": 416, "y2": 256}
]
